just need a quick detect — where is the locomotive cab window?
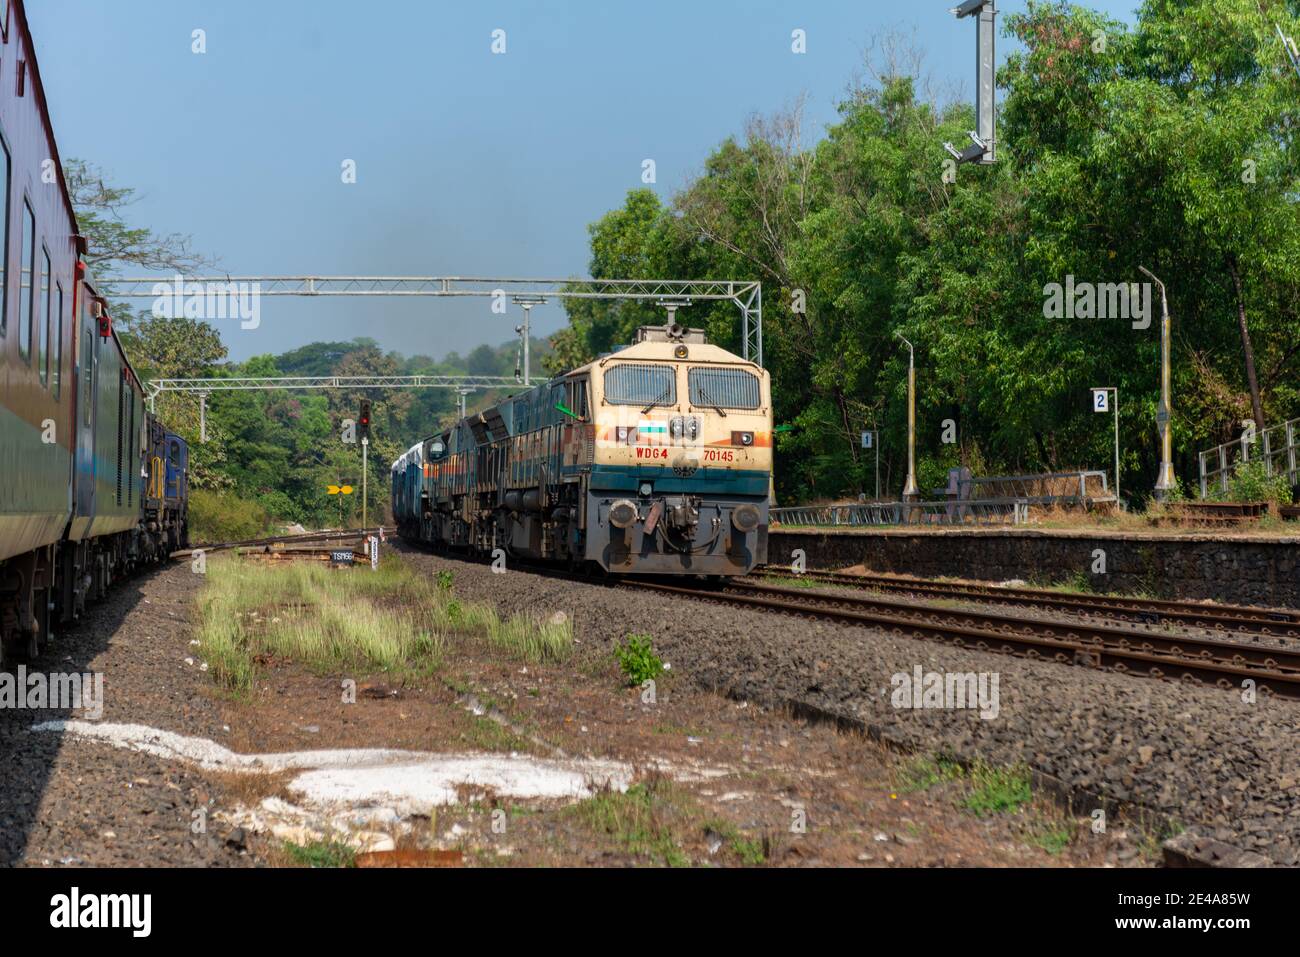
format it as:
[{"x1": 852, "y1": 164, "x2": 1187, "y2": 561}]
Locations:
[
  {"x1": 688, "y1": 367, "x2": 761, "y2": 410},
  {"x1": 603, "y1": 363, "x2": 675, "y2": 407},
  {"x1": 575, "y1": 377, "x2": 589, "y2": 418}
]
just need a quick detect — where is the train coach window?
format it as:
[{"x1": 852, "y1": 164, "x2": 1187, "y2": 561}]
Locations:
[
  {"x1": 688, "y1": 367, "x2": 761, "y2": 410},
  {"x1": 52, "y1": 283, "x2": 62, "y2": 398},
  {"x1": 81, "y1": 326, "x2": 93, "y2": 427},
  {"x1": 0, "y1": 133, "x2": 8, "y2": 335},
  {"x1": 603, "y1": 363, "x2": 675, "y2": 406},
  {"x1": 38, "y1": 247, "x2": 49, "y2": 386},
  {"x1": 18, "y1": 197, "x2": 33, "y2": 362}
]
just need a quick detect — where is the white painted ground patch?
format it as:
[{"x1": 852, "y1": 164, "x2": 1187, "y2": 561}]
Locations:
[
  {"x1": 31, "y1": 719, "x2": 638, "y2": 852},
  {"x1": 31, "y1": 720, "x2": 633, "y2": 809}
]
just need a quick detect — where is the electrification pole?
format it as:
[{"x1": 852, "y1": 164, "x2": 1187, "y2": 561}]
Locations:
[
  {"x1": 1139, "y1": 266, "x2": 1176, "y2": 499},
  {"x1": 512, "y1": 296, "x2": 547, "y2": 386},
  {"x1": 897, "y1": 333, "x2": 920, "y2": 501}
]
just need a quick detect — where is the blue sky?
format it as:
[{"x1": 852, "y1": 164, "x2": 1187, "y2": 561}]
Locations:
[{"x1": 28, "y1": 0, "x2": 1140, "y2": 363}]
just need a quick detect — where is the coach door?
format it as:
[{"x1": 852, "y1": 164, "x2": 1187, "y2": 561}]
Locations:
[{"x1": 73, "y1": 295, "x2": 97, "y2": 518}]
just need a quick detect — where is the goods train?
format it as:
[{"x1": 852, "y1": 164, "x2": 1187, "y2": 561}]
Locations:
[
  {"x1": 0, "y1": 0, "x2": 189, "y2": 666},
  {"x1": 392, "y1": 323, "x2": 771, "y2": 575}
]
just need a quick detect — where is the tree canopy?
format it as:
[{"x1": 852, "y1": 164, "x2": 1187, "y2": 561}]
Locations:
[{"x1": 547, "y1": 0, "x2": 1300, "y2": 504}]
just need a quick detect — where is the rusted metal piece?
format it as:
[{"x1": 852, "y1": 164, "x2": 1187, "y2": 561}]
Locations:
[
  {"x1": 355, "y1": 849, "x2": 464, "y2": 868},
  {"x1": 1155, "y1": 501, "x2": 1269, "y2": 527}
]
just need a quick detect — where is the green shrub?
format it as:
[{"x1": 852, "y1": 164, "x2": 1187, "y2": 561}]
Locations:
[
  {"x1": 1224, "y1": 458, "x2": 1293, "y2": 505},
  {"x1": 189, "y1": 488, "x2": 275, "y2": 544},
  {"x1": 615, "y1": 634, "x2": 663, "y2": 686}
]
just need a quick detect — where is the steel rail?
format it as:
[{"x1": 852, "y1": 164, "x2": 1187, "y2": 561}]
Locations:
[
  {"x1": 622, "y1": 578, "x2": 1300, "y2": 700},
  {"x1": 757, "y1": 567, "x2": 1300, "y2": 636}
]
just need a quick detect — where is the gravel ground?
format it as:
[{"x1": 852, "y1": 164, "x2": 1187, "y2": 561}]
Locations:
[
  {"x1": 0, "y1": 565, "x2": 250, "y2": 867},
  {"x1": 396, "y1": 543, "x2": 1300, "y2": 865}
]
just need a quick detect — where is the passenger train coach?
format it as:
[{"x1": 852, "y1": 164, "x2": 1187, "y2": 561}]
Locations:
[
  {"x1": 0, "y1": 0, "x2": 189, "y2": 665},
  {"x1": 393, "y1": 324, "x2": 771, "y2": 576}
]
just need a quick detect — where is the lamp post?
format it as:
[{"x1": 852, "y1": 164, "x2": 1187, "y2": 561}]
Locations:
[
  {"x1": 1138, "y1": 266, "x2": 1176, "y2": 499},
  {"x1": 896, "y1": 332, "x2": 920, "y2": 501}
]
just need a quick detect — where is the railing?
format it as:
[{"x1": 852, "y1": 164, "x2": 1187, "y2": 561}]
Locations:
[
  {"x1": 1198, "y1": 417, "x2": 1300, "y2": 499},
  {"x1": 956, "y1": 470, "x2": 1114, "y2": 504},
  {"x1": 771, "y1": 499, "x2": 1035, "y2": 528},
  {"x1": 770, "y1": 469, "x2": 1116, "y2": 528}
]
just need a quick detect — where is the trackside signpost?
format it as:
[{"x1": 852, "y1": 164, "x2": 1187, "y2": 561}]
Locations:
[
  {"x1": 1092, "y1": 387, "x2": 1120, "y2": 503},
  {"x1": 328, "y1": 483, "x2": 354, "y2": 526}
]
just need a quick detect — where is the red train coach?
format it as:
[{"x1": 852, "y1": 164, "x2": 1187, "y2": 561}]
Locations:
[{"x1": 0, "y1": 0, "x2": 177, "y2": 663}]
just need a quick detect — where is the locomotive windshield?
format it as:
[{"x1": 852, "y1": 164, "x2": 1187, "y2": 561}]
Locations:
[
  {"x1": 603, "y1": 363, "x2": 675, "y2": 406},
  {"x1": 688, "y1": 367, "x2": 760, "y2": 410}
]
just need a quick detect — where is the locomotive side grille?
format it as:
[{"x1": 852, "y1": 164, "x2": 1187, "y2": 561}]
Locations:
[{"x1": 127, "y1": 391, "x2": 135, "y2": 506}]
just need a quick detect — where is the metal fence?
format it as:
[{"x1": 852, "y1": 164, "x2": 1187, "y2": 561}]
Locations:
[
  {"x1": 1198, "y1": 417, "x2": 1300, "y2": 499},
  {"x1": 771, "y1": 499, "x2": 1039, "y2": 528},
  {"x1": 769, "y1": 469, "x2": 1114, "y2": 528},
  {"x1": 956, "y1": 470, "x2": 1114, "y2": 504}
]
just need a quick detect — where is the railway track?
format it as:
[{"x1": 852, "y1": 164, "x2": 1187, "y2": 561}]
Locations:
[
  {"x1": 175, "y1": 528, "x2": 384, "y2": 557},
  {"x1": 387, "y1": 541, "x2": 1300, "y2": 700},
  {"x1": 756, "y1": 567, "x2": 1300, "y2": 638},
  {"x1": 621, "y1": 576, "x2": 1300, "y2": 701}
]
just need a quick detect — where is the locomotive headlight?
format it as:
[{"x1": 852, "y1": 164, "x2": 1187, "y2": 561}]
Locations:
[
  {"x1": 731, "y1": 503, "x2": 761, "y2": 533},
  {"x1": 731, "y1": 431, "x2": 754, "y2": 447},
  {"x1": 638, "y1": 481, "x2": 653, "y2": 497},
  {"x1": 609, "y1": 499, "x2": 639, "y2": 529}
]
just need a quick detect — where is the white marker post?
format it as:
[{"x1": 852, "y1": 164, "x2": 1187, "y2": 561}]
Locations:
[
  {"x1": 1092, "y1": 387, "x2": 1120, "y2": 504},
  {"x1": 861, "y1": 429, "x2": 879, "y2": 500}
]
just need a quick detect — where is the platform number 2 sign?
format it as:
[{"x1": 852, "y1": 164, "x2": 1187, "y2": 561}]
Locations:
[{"x1": 1092, "y1": 389, "x2": 1109, "y2": 413}]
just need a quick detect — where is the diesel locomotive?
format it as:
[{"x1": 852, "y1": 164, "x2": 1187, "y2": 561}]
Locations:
[
  {"x1": 392, "y1": 324, "x2": 771, "y2": 575},
  {"x1": 0, "y1": 0, "x2": 189, "y2": 665}
]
